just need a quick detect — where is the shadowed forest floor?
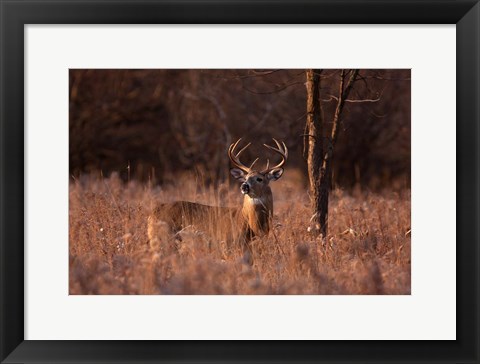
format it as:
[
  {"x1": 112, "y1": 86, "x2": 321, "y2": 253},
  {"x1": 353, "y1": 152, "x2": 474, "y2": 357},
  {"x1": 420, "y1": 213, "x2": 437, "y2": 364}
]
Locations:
[{"x1": 69, "y1": 173, "x2": 411, "y2": 295}]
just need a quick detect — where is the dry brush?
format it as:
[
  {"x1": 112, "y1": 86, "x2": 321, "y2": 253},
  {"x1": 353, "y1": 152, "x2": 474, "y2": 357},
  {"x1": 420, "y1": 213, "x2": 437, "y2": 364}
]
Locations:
[{"x1": 69, "y1": 173, "x2": 411, "y2": 295}]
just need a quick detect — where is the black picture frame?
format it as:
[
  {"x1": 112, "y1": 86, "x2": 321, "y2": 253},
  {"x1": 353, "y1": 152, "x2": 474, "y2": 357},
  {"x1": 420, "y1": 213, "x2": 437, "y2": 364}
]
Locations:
[{"x1": 1, "y1": 1, "x2": 478, "y2": 363}]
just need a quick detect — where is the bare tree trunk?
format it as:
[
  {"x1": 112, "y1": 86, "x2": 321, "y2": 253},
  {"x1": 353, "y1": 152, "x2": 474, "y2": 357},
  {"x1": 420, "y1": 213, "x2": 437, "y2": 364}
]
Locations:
[
  {"x1": 306, "y1": 69, "x2": 359, "y2": 239},
  {"x1": 305, "y1": 69, "x2": 325, "y2": 235}
]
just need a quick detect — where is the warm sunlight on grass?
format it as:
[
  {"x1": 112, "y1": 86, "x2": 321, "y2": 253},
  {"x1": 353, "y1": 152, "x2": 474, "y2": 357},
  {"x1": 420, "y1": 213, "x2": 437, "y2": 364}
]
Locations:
[{"x1": 69, "y1": 173, "x2": 410, "y2": 295}]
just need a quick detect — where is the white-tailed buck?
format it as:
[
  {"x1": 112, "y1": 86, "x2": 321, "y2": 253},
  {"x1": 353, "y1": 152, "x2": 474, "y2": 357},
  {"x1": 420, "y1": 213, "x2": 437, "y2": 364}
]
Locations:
[{"x1": 147, "y1": 138, "x2": 288, "y2": 254}]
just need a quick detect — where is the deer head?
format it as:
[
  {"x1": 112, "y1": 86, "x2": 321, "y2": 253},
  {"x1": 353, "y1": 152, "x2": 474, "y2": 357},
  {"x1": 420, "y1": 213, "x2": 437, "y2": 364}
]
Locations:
[{"x1": 228, "y1": 138, "x2": 288, "y2": 200}]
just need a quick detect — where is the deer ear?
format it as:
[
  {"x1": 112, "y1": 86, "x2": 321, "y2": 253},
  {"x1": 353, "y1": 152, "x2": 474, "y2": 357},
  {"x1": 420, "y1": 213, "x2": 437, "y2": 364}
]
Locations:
[
  {"x1": 267, "y1": 168, "x2": 284, "y2": 181},
  {"x1": 230, "y1": 168, "x2": 246, "y2": 182}
]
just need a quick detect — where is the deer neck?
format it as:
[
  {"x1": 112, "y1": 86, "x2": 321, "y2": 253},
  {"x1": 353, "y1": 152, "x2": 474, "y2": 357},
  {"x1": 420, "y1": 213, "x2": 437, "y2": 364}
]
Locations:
[{"x1": 242, "y1": 191, "x2": 273, "y2": 236}]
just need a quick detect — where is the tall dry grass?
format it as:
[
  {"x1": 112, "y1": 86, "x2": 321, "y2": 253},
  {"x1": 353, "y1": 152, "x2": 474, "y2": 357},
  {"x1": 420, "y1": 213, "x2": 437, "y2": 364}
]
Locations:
[{"x1": 69, "y1": 172, "x2": 410, "y2": 295}]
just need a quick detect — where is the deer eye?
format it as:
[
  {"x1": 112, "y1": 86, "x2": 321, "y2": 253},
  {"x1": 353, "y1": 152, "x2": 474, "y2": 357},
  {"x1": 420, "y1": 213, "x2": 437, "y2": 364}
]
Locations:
[{"x1": 256, "y1": 177, "x2": 263, "y2": 182}]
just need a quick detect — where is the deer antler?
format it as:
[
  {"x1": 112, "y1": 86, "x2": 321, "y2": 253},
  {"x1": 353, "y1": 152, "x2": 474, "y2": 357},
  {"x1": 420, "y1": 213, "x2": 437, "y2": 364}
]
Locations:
[
  {"x1": 228, "y1": 138, "x2": 252, "y2": 173},
  {"x1": 229, "y1": 138, "x2": 288, "y2": 174},
  {"x1": 262, "y1": 138, "x2": 288, "y2": 173}
]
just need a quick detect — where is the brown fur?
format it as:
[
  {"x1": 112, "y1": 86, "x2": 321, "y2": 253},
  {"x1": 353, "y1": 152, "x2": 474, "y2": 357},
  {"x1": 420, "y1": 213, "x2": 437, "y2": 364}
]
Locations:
[
  {"x1": 147, "y1": 171, "x2": 280, "y2": 251},
  {"x1": 147, "y1": 139, "x2": 287, "y2": 256},
  {"x1": 148, "y1": 201, "x2": 247, "y2": 243},
  {"x1": 239, "y1": 171, "x2": 275, "y2": 237}
]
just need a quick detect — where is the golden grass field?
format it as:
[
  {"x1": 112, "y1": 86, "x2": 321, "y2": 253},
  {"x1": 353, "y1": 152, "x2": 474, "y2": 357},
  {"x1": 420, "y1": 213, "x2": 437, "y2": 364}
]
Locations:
[{"x1": 69, "y1": 171, "x2": 411, "y2": 295}]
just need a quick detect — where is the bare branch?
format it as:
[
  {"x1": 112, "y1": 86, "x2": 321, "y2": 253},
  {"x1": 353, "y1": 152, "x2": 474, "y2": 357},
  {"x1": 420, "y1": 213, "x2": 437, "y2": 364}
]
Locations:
[
  {"x1": 331, "y1": 69, "x2": 359, "y2": 148},
  {"x1": 213, "y1": 69, "x2": 284, "y2": 80},
  {"x1": 322, "y1": 94, "x2": 381, "y2": 103},
  {"x1": 242, "y1": 81, "x2": 305, "y2": 95},
  {"x1": 362, "y1": 75, "x2": 411, "y2": 81},
  {"x1": 314, "y1": 69, "x2": 340, "y2": 79}
]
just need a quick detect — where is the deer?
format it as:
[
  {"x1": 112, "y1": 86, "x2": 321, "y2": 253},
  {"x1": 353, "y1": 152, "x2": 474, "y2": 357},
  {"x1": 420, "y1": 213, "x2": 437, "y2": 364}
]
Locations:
[{"x1": 147, "y1": 138, "x2": 288, "y2": 258}]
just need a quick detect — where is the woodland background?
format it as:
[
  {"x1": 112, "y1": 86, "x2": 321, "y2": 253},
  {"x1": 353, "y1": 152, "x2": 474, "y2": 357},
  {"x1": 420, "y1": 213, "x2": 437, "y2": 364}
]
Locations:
[{"x1": 69, "y1": 69, "x2": 410, "y2": 190}]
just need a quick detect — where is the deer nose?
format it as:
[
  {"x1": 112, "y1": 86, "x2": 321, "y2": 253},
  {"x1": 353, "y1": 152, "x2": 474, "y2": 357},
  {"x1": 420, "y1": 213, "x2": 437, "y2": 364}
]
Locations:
[{"x1": 241, "y1": 182, "x2": 250, "y2": 194}]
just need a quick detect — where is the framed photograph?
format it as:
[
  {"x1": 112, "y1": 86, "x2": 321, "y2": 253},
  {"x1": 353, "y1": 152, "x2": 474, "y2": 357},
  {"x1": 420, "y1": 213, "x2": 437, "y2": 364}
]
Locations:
[{"x1": 1, "y1": 0, "x2": 478, "y2": 363}]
